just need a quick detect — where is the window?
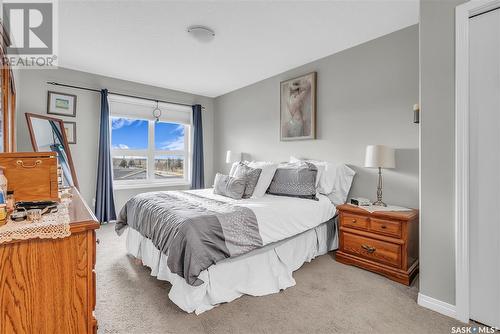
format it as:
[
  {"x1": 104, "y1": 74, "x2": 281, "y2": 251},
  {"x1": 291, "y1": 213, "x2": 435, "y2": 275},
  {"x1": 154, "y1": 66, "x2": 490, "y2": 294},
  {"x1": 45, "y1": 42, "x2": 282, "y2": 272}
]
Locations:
[{"x1": 109, "y1": 97, "x2": 191, "y2": 188}]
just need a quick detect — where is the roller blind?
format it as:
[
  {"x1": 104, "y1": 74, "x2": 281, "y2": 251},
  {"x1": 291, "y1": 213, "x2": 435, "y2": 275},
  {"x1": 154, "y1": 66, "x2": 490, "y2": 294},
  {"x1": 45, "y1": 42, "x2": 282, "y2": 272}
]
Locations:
[{"x1": 108, "y1": 94, "x2": 192, "y2": 125}]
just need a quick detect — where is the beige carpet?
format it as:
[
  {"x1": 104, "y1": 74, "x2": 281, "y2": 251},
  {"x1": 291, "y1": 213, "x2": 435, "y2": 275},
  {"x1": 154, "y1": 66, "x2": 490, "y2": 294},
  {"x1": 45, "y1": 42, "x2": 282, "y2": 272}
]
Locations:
[{"x1": 95, "y1": 223, "x2": 460, "y2": 334}]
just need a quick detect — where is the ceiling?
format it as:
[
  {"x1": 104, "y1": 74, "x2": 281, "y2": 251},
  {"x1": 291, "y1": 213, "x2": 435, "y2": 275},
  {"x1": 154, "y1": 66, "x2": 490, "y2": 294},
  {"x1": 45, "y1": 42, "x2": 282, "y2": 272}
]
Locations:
[{"x1": 58, "y1": 0, "x2": 419, "y2": 98}]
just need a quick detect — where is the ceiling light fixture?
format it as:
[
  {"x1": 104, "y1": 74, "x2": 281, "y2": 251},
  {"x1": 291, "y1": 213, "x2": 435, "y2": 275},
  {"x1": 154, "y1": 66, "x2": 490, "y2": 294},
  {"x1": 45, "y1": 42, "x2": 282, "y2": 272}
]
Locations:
[{"x1": 187, "y1": 25, "x2": 215, "y2": 43}]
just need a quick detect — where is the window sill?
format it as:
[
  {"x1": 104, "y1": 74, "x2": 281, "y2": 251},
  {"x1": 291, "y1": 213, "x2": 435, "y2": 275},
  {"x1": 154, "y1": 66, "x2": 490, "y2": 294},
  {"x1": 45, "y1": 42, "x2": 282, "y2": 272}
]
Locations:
[{"x1": 113, "y1": 181, "x2": 191, "y2": 191}]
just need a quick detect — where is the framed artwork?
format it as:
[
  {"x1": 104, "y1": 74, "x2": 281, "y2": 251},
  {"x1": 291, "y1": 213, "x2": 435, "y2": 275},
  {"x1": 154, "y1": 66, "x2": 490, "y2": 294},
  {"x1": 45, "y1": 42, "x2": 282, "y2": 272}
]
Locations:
[
  {"x1": 63, "y1": 121, "x2": 77, "y2": 144},
  {"x1": 280, "y1": 72, "x2": 316, "y2": 141},
  {"x1": 47, "y1": 91, "x2": 77, "y2": 117}
]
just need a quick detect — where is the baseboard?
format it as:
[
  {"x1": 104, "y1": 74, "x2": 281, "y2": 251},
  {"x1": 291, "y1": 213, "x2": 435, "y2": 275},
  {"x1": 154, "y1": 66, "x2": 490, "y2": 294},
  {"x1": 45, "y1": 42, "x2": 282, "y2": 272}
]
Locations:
[{"x1": 417, "y1": 293, "x2": 457, "y2": 319}]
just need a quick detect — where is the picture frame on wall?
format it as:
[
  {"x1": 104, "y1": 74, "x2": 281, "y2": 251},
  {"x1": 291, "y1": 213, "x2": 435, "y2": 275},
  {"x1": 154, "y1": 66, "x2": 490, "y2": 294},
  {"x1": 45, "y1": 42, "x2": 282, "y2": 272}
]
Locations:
[
  {"x1": 280, "y1": 72, "x2": 316, "y2": 141},
  {"x1": 47, "y1": 91, "x2": 77, "y2": 117},
  {"x1": 63, "y1": 121, "x2": 77, "y2": 144}
]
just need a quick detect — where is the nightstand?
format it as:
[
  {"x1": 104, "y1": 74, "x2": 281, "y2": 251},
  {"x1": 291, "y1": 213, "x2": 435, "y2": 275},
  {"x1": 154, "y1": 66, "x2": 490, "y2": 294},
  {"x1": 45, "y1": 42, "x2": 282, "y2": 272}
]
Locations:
[{"x1": 335, "y1": 204, "x2": 419, "y2": 285}]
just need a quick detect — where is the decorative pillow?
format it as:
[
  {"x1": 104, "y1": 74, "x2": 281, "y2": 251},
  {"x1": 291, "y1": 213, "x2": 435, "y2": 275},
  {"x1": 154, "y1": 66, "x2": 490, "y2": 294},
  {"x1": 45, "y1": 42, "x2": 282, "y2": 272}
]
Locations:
[
  {"x1": 327, "y1": 164, "x2": 356, "y2": 205},
  {"x1": 290, "y1": 156, "x2": 335, "y2": 194},
  {"x1": 232, "y1": 162, "x2": 262, "y2": 198},
  {"x1": 246, "y1": 161, "x2": 279, "y2": 198},
  {"x1": 267, "y1": 162, "x2": 318, "y2": 200},
  {"x1": 213, "y1": 173, "x2": 246, "y2": 199}
]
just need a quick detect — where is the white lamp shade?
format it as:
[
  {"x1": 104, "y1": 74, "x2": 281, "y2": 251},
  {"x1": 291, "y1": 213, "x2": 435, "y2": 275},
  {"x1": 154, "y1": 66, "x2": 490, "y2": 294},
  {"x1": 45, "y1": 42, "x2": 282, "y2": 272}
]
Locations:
[
  {"x1": 225, "y1": 150, "x2": 241, "y2": 164},
  {"x1": 364, "y1": 145, "x2": 395, "y2": 168}
]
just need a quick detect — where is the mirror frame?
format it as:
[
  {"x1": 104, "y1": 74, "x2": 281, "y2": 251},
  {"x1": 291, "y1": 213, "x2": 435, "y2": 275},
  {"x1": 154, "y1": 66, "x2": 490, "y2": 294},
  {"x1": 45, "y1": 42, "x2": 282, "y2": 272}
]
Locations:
[{"x1": 25, "y1": 112, "x2": 80, "y2": 190}]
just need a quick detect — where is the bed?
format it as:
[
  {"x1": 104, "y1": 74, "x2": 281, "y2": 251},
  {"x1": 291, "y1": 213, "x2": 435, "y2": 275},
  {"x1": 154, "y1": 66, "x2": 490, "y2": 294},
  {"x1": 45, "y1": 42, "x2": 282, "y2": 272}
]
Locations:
[{"x1": 116, "y1": 188, "x2": 338, "y2": 314}]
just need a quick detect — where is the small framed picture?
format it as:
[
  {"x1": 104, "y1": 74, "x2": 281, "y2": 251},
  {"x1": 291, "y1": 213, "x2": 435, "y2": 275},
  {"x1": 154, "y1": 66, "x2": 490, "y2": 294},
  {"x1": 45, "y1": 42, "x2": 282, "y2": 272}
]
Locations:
[
  {"x1": 47, "y1": 91, "x2": 77, "y2": 117},
  {"x1": 63, "y1": 121, "x2": 77, "y2": 144}
]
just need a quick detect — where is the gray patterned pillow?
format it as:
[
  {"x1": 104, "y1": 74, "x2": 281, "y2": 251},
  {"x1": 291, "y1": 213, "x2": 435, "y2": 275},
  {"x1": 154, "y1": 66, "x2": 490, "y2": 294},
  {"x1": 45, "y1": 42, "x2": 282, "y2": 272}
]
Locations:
[
  {"x1": 267, "y1": 162, "x2": 318, "y2": 200},
  {"x1": 233, "y1": 162, "x2": 262, "y2": 198},
  {"x1": 213, "y1": 173, "x2": 246, "y2": 199}
]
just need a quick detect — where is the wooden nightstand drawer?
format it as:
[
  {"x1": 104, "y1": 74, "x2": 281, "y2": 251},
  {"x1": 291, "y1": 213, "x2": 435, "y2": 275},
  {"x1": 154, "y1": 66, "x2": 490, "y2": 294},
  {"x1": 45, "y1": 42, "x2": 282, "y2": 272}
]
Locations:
[
  {"x1": 370, "y1": 218, "x2": 402, "y2": 238},
  {"x1": 343, "y1": 232, "x2": 401, "y2": 268},
  {"x1": 341, "y1": 213, "x2": 369, "y2": 230}
]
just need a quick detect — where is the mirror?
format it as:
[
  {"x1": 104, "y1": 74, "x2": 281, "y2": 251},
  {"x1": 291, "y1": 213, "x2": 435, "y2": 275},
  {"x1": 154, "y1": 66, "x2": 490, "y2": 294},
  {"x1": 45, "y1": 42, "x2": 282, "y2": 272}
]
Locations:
[{"x1": 25, "y1": 113, "x2": 79, "y2": 189}]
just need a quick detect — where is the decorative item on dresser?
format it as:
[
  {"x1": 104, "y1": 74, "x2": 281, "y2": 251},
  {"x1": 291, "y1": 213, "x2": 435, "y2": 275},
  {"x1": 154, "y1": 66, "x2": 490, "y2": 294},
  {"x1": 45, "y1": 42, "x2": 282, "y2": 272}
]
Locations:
[
  {"x1": 335, "y1": 204, "x2": 419, "y2": 285},
  {"x1": 0, "y1": 152, "x2": 59, "y2": 201},
  {"x1": 0, "y1": 187, "x2": 99, "y2": 333},
  {"x1": 25, "y1": 113, "x2": 80, "y2": 189}
]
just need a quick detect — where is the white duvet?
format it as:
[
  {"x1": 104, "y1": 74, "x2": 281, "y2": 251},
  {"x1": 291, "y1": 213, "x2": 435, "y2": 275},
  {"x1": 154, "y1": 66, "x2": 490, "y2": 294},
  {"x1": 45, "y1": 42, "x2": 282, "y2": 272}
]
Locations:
[
  {"x1": 188, "y1": 188, "x2": 337, "y2": 245},
  {"x1": 126, "y1": 189, "x2": 338, "y2": 314}
]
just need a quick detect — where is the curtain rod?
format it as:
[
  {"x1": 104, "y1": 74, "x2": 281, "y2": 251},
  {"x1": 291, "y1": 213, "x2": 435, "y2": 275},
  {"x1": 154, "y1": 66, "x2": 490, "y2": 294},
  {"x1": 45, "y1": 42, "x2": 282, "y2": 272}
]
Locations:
[{"x1": 46, "y1": 81, "x2": 205, "y2": 110}]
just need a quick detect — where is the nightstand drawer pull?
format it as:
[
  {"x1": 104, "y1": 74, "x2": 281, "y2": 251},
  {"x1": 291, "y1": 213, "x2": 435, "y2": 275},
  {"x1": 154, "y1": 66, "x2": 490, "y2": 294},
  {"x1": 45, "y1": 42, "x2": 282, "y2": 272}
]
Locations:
[
  {"x1": 352, "y1": 219, "x2": 357, "y2": 223},
  {"x1": 381, "y1": 225, "x2": 387, "y2": 229},
  {"x1": 361, "y1": 244, "x2": 376, "y2": 253}
]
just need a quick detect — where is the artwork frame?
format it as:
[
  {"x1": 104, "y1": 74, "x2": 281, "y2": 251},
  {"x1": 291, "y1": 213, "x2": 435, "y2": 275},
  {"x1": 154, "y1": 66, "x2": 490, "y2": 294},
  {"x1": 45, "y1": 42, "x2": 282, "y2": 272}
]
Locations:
[
  {"x1": 63, "y1": 121, "x2": 77, "y2": 144},
  {"x1": 280, "y1": 72, "x2": 316, "y2": 141},
  {"x1": 47, "y1": 91, "x2": 77, "y2": 117}
]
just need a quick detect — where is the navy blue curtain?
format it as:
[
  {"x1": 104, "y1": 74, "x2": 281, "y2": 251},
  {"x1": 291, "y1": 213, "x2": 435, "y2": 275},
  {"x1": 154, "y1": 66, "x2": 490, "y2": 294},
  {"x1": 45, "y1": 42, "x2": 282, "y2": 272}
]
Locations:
[
  {"x1": 191, "y1": 104, "x2": 204, "y2": 189},
  {"x1": 95, "y1": 89, "x2": 116, "y2": 223}
]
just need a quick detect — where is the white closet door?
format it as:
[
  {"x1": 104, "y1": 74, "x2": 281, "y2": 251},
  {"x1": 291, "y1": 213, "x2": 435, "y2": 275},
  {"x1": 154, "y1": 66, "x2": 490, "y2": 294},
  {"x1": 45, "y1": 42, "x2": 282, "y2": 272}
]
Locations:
[{"x1": 469, "y1": 8, "x2": 500, "y2": 328}]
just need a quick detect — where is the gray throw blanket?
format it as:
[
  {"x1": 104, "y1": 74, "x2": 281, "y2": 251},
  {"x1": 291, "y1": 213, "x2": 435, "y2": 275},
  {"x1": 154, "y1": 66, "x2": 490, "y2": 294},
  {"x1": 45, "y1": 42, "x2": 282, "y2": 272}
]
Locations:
[{"x1": 115, "y1": 191, "x2": 263, "y2": 286}]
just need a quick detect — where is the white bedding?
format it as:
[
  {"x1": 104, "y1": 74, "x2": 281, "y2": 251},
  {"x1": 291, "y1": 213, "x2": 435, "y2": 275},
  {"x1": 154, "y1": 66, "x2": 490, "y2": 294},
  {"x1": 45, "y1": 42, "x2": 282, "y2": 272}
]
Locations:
[
  {"x1": 127, "y1": 219, "x2": 337, "y2": 314},
  {"x1": 187, "y1": 188, "x2": 336, "y2": 245},
  {"x1": 123, "y1": 190, "x2": 338, "y2": 314}
]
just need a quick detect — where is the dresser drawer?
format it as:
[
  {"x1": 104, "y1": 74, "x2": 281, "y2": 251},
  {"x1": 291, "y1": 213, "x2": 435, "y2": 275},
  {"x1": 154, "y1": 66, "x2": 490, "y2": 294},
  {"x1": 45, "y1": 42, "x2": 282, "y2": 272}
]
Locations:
[
  {"x1": 370, "y1": 218, "x2": 402, "y2": 238},
  {"x1": 341, "y1": 213, "x2": 369, "y2": 230},
  {"x1": 342, "y1": 232, "x2": 401, "y2": 268}
]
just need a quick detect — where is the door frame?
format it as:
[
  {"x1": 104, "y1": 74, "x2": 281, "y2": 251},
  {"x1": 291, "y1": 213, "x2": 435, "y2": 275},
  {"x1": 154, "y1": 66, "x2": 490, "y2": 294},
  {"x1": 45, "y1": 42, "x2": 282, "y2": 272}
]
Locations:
[{"x1": 455, "y1": 0, "x2": 500, "y2": 323}]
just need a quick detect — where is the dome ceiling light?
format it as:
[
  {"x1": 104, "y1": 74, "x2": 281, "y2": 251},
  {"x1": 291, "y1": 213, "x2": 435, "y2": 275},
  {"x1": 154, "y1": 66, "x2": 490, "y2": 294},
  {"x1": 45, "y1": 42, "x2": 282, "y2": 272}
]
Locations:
[{"x1": 187, "y1": 25, "x2": 215, "y2": 43}]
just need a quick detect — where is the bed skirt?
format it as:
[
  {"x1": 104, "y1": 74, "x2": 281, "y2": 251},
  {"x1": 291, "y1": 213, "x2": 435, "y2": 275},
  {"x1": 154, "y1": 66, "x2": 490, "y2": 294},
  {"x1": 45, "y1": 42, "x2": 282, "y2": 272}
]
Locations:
[{"x1": 126, "y1": 218, "x2": 338, "y2": 314}]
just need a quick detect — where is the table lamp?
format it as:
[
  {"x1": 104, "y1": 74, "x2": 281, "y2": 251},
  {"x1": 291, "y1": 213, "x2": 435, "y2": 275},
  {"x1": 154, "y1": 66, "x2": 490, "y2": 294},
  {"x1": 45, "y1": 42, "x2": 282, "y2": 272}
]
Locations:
[
  {"x1": 364, "y1": 145, "x2": 395, "y2": 207},
  {"x1": 225, "y1": 150, "x2": 241, "y2": 164}
]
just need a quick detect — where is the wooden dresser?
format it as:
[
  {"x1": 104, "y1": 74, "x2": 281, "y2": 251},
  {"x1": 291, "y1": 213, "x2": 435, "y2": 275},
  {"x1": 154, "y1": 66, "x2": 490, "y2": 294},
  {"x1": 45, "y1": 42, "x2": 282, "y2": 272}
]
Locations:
[
  {"x1": 0, "y1": 188, "x2": 99, "y2": 333},
  {"x1": 335, "y1": 204, "x2": 419, "y2": 285}
]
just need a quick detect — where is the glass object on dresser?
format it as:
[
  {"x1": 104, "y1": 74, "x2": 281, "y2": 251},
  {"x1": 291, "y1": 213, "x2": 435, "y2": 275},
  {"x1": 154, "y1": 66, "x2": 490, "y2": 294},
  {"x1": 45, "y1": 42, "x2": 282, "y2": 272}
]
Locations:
[{"x1": 25, "y1": 113, "x2": 80, "y2": 189}]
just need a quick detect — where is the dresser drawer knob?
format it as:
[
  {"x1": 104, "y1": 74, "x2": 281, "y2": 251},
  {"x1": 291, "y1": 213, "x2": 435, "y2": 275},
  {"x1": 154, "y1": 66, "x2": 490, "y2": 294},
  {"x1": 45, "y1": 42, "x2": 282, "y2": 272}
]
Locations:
[
  {"x1": 16, "y1": 160, "x2": 42, "y2": 168},
  {"x1": 361, "y1": 244, "x2": 376, "y2": 253},
  {"x1": 351, "y1": 219, "x2": 357, "y2": 224},
  {"x1": 381, "y1": 225, "x2": 387, "y2": 229}
]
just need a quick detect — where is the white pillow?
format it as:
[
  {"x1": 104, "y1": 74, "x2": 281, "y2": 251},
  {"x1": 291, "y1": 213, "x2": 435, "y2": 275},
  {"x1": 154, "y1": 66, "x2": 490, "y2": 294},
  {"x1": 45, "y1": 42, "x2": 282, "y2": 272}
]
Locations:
[
  {"x1": 327, "y1": 164, "x2": 356, "y2": 205},
  {"x1": 229, "y1": 161, "x2": 239, "y2": 176},
  {"x1": 290, "y1": 156, "x2": 335, "y2": 194},
  {"x1": 246, "y1": 161, "x2": 279, "y2": 198}
]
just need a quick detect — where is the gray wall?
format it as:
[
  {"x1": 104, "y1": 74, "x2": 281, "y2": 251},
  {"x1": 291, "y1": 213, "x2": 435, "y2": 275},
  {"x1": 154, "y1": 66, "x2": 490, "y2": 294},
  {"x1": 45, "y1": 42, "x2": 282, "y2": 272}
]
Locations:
[
  {"x1": 15, "y1": 67, "x2": 215, "y2": 209},
  {"x1": 419, "y1": 0, "x2": 466, "y2": 306},
  {"x1": 214, "y1": 25, "x2": 419, "y2": 209}
]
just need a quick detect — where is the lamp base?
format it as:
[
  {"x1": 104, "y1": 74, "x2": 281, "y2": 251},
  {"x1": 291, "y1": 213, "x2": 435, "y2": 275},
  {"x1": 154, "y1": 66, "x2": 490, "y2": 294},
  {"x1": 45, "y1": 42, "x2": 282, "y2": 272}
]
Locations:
[{"x1": 372, "y1": 200, "x2": 387, "y2": 207}]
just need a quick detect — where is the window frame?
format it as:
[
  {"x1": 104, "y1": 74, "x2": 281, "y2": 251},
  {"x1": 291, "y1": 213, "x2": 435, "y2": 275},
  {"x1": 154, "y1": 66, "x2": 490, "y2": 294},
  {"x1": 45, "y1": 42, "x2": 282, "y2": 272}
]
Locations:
[{"x1": 110, "y1": 115, "x2": 192, "y2": 190}]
